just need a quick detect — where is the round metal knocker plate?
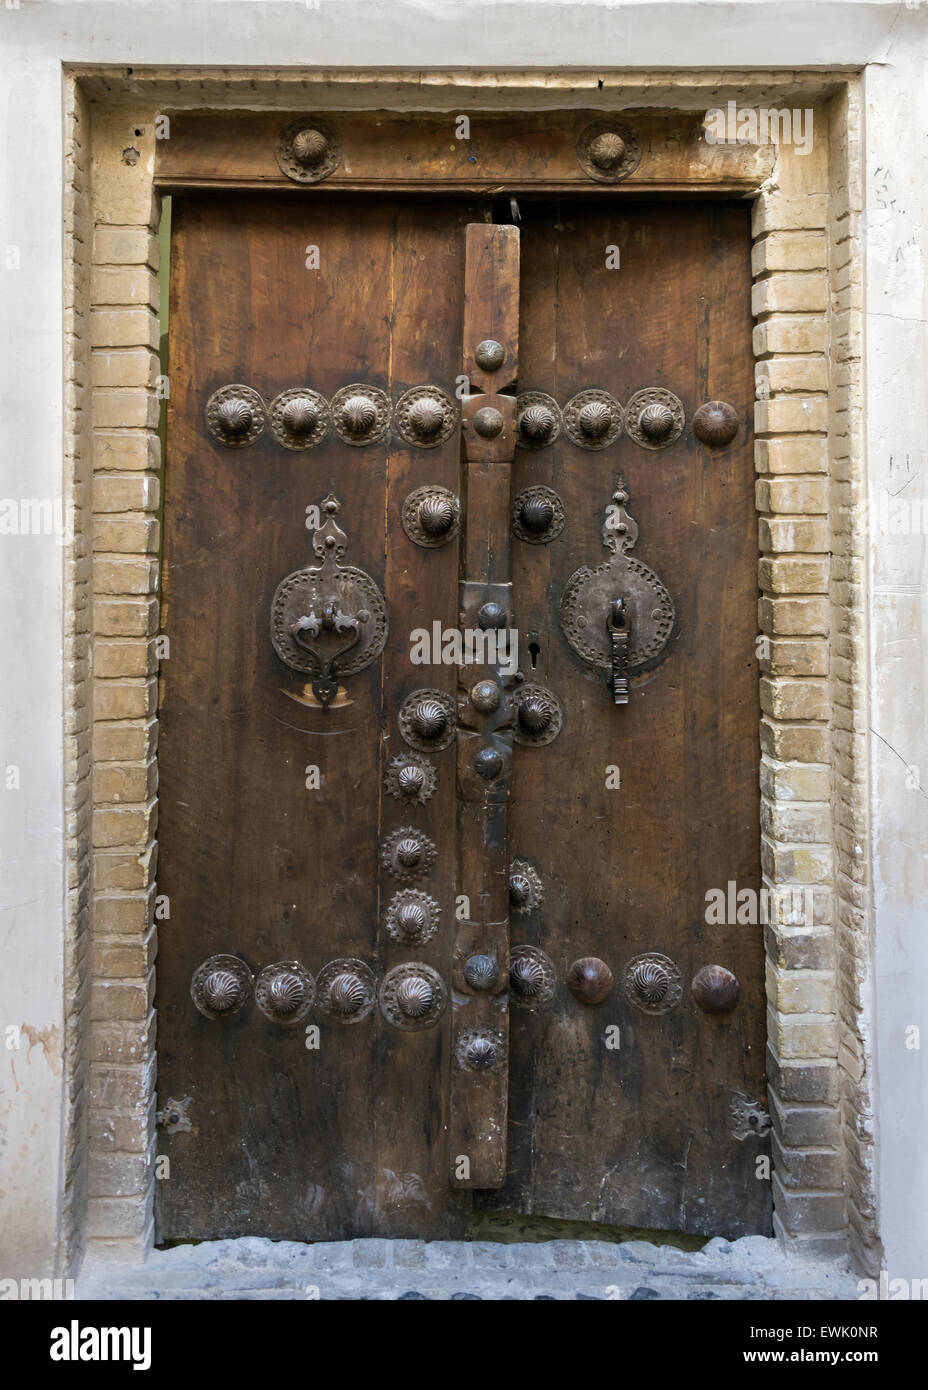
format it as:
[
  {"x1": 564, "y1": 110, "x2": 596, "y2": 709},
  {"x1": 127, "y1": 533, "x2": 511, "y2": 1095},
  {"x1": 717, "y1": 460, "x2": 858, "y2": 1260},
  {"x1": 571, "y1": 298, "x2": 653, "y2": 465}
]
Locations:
[
  {"x1": 561, "y1": 553, "x2": 675, "y2": 675},
  {"x1": 205, "y1": 384, "x2": 267, "y2": 448},
  {"x1": 394, "y1": 385, "x2": 458, "y2": 450},
  {"x1": 270, "y1": 564, "x2": 388, "y2": 678},
  {"x1": 624, "y1": 951, "x2": 683, "y2": 1015},
  {"x1": 625, "y1": 387, "x2": 685, "y2": 450},
  {"x1": 269, "y1": 388, "x2": 330, "y2": 450},
  {"x1": 563, "y1": 389, "x2": 624, "y2": 450},
  {"x1": 254, "y1": 960, "x2": 316, "y2": 1025},
  {"x1": 401, "y1": 486, "x2": 462, "y2": 549},
  {"x1": 379, "y1": 962, "x2": 447, "y2": 1031},
  {"x1": 316, "y1": 958, "x2": 376, "y2": 1024},
  {"x1": 276, "y1": 117, "x2": 341, "y2": 183},
  {"x1": 330, "y1": 383, "x2": 392, "y2": 446},
  {"x1": 509, "y1": 945, "x2": 557, "y2": 1010},
  {"x1": 191, "y1": 954, "x2": 253, "y2": 1020},
  {"x1": 576, "y1": 121, "x2": 642, "y2": 183}
]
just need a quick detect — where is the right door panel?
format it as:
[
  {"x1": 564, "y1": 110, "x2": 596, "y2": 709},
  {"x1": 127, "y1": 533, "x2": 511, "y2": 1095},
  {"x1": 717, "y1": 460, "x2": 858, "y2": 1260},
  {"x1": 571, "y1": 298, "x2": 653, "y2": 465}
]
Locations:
[{"x1": 500, "y1": 199, "x2": 770, "y2": 1237}]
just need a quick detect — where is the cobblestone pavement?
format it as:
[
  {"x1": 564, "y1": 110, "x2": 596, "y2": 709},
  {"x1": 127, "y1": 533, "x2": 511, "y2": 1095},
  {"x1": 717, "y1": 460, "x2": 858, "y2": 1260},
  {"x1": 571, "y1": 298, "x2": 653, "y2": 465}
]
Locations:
[{"x1": 77, "y1": 1235, "x2": 861, "y2": 1300}]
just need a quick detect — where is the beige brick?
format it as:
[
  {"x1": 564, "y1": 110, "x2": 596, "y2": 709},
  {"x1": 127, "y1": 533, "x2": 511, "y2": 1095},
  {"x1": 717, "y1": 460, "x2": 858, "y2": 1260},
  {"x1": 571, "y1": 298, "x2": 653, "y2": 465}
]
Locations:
[
  {"x1": 762, "y1": 799, "x2": 832, "y2": 843},
  {"x1": 771, "y1": 1135, "x2": 843, "y2": 1190},
  {"x1": 93, "y1": 515, "x2": 160, "y2": 553},
  {"x1": 758, "y1": 557, "x2": 829, "y2": 594},
  {"x1": 759, "y1": 517, "x2": 830, "y2": 552},
  {"x1": 751, "y1": 232, "x2": 827, "y2": 274},
  {"x1": 760, "y1": 757, "x2": 830, "y2": 803},
  {"x1": 756, "y1": 357, "x2": 828, "y2": 394},
  {"x1": 86, "y1": 1196, "x2": 151, "y2": 1239},
  {"x1": 768, "y1": 1010, "x2": 838, "y2": 1061},
  {"x1": 92, "y1": 1016, "x2": 153, "y2": 1065},
  {"x1": 92, "y1": 349, "x2": 159, "y2": 389},
  {"x1": 93, "y1": 801, "x2": 157, "y2": 849},
  {"x1": 91, "y1": 1055, "x2": 156, "y2": 1110},
  {"x1": 752, "y1": 194, "x2": 828, "y2": 236},
  {"x1": 94, "y1": 640, "x2": 158, "y2": 679},
  {"x1": 93, "y1": 431, "x2": 160, "y2": 473},
  {"x1": 765, "y1": 923, "x2": 833, "y2": 971},
  {"x1": 752, "y1": 272, "x2": 827, "y2": 316},
  {"x1": 758, "y1": 596, "x2": 830, "y2": 636},
  {"x1": 93, "y1": 844, "x2": 158, "y2": 891},
  {"x1": 91, "y1": 981, "x2": 151, "y2": 1023},
  {"x1": 93, "y1": 760, "x2": 158, "y2": 804},
  {"x1": 93, "y1": 473, "x2": 159, "y2": 512},
  {"x1": 94, "y1": 598, "x2": 159, "y2": 638},
  {"x1": 762, "y1": 838, "x2": 833, "y2": 885},
  {"x1": 760, "y1": 638, "x2": 829, "y2": 677},
  {"x1": 94, "y1": 719, "x2": 157, "y2": 763},
  {"x1": 93, "y1": 678, "x2": 157, "y2": 721},
  {"x1": 760, "y1": 719, "x2": 830, "y2": 763},
  {"x1": 771, "y1": 1174, "x2": 845, "y2": 1232},
  {"x1": 93, "y1": 227, "x2": 158, "y2": 268},
  {"x1": 92, "y1": 930, "x2": 157, "y2": 979},
  {"x1": 88, "y1": 1152, "x2": 152, "y2": 1198},
  {"x1": 753, "y1": 316, "x2": 828, "y2": 356},
  {"x1": 90, "y1": 308, "x2": 159, "y2": 350},
  {"x1": 93, "y1": 390, "x2": 160, "y2": 430},
  {"x1": 89, "y1": 1106, "x2": 153, "y2": 1153},
  {"x1": 91, "y1": 266, "x2": 159, "y2": 310},
  {"x1": 766, "y1": 963, "x2": 836, "y2": 1015},
  {"x1": 760, "y1": 677, "x2": 829, "y2": 721},
  {"x1": 756, "y1": 397, "x2": 828, "y2": 434},
  {"x1": 756, "y1": 478, "x2": 828, "y2": 515},
  {"x1": 93, "y1": 557, "x2": 159, "y2": 597}
]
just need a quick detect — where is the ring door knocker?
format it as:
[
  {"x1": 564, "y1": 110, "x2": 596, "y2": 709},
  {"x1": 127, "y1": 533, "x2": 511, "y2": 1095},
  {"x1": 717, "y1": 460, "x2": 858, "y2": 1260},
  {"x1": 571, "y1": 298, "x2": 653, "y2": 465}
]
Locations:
[
  {"x1": 271, "y1": 493, "x2": 388, "y2": 710},
  {"x1": 560, "y1": 480, "x2": 675, "y2": 703}
]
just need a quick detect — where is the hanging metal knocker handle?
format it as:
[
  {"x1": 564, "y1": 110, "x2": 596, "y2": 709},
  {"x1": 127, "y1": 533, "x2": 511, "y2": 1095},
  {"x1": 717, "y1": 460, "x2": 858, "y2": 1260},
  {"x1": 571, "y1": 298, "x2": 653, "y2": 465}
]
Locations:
[
  {"x1": 607, "y1": 597, "x2": 629, "y2": 705},
  {"x1": 291, "y1": 601, "x2": 363, "y2": 710}
]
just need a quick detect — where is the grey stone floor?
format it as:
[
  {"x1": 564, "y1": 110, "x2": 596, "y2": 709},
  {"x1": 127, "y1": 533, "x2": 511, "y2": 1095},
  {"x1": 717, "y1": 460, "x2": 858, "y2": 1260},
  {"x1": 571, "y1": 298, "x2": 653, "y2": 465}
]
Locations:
[{"x1": 77, "y1": 1235, "x2": 861, "y2": 1301}]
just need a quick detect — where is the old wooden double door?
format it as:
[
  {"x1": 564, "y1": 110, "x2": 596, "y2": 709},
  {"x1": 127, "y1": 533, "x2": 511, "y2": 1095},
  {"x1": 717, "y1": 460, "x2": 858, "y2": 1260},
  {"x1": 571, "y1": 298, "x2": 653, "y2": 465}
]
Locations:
[{"x1": 157, "y1": 184, "x2": 770, "y2": 1242}]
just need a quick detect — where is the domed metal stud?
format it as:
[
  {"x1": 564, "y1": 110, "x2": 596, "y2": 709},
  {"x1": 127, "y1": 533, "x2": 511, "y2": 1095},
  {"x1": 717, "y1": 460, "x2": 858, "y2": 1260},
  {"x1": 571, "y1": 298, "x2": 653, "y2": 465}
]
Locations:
[
  {"x1": 276, "y1": 116, "x2": 341, "y2": 184},
  {"x1": 205, "y1": 384, "x2": 266, "y2": 448},
  {"x1": 401, "y1": 485, "x2": 461, "y2": 548},
  {"x1": 624, "y1": 952, "x2": 684, "y2": 1015},
  {"x1": 589, "y1": 131, "x2": 626, "y2": 171},
  {"x1": 508, "y1": 859, "x2": 543, "y2": 913},
  {"x1": 567, "y1": 956, "x2": 614, "y2": 1006},
  {"x1": 381, "y1": 826, "x2": 437, "y2": 880},
  {"x1": 269, "y1": 388, "x2": 329, "y2": 450},
  {"x1": 255, "y1": 960, "x2": 316, "y2": 1025},
  {"x1": 474, "y1": 747, "x2": 503, "y2": 780},
  {"x1": 463, "y1": 955, "x2": 500, "y2": 991},
  {"x1": 191, "y1": 954, "x2": 253, "y2": 1019},
  {"x1": 470, "y1": 680, "x2": 501, "y2": 713},
  {"x1": 693, "y1": 401, "x2": 740, "y2": 447},
  {"x1": 477, "y1": 601, "x2": 507, "y2": 630},
  {"x1": 512, "y1": 486, "x2": 566, "y2": 546},
  {"x1": 563, "y1": 390, "x2": 623, "y2": 450},
  {"x1": 639, "y1": 402, "x2": 675, "y2": 441},
  {"x1": 380, "y1": 962, "x2": 447, "y2": 1030},
  {"x1": 399, "y1": 688, "x2": 456, "y2": 751},
  {"x1": 474, "y1": 339, "x2": 505, "y2": 372},
  {"x1": 292, "y1": 127, "x2": 329, "y2": 167},
  {"x1": 577, "y1": 121, "x2": 641, "y2": 183},
  {"x1": 625, "y1": 388, "x2": 685, "y2": 450},
  {"x1": 691, "y1": 964, "x2": 740, "y2": 1014},
  {"x1": 515, "y1": 391, "x2": 561, "y2": 450},
  {"x1": 395, "y1": 385, "x2": 457, "y2": 450},
  {"x1": 384, "y1": 752, "x2": 436, "y2": 805},
  {"x1": 512, "y1": 684, "x2": 562, "y2": 746},
  {"x1": 456, "y1": 1028, "x2": 505, "y2": 1072},
  {"x1": 508, "y1": 946, "x2": 556, "y2": 1009},
  {"x1": 316, "y1": 958, "x2": 376, "y2": 1023},
  {"x1": 385, "y1": 889, "x2": 440, "y2": 945},
  {"x1": 330, "y1": 383, "x2": 391, "y2": 446},
  {"x1": 473, "y1": 406, "x2": 505, "y2": 439}
]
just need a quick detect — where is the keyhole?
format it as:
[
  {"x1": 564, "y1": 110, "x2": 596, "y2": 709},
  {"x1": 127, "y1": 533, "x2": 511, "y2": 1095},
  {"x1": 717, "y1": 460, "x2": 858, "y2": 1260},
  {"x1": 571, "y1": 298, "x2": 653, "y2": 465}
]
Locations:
[{"x1": 528, "y1": 640, "x2": 540, "y2": 670}]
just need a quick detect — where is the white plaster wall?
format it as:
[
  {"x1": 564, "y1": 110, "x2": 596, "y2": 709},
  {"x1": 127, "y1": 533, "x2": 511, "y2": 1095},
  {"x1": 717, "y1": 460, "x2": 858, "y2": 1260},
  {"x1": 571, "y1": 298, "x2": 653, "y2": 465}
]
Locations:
[{"x1": 1, "y1": 0, "x2": 926, "y2": 1278}]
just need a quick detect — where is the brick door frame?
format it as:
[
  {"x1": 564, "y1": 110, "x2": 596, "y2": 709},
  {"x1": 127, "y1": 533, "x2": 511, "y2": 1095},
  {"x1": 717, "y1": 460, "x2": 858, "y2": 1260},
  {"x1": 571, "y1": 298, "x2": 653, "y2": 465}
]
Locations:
[{"x1": 64, "y1": 69, "x2": 872, "y2": 1270}]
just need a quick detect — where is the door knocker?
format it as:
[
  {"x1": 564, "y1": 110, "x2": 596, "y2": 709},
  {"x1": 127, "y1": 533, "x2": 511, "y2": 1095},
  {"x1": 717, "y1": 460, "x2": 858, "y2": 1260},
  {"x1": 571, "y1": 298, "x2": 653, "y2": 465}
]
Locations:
[
  {"x1": 270, "y1": 494, "x2": 388, "y2": 710},
  {"x1": 560, "y1": 481, "x2": 675, "y2": 703}
]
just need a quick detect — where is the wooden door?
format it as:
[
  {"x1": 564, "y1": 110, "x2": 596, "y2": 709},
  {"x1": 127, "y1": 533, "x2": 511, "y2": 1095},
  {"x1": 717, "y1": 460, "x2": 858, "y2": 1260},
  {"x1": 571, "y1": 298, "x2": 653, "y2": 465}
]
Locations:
[{"x1": 156, "y1": 189, "x2": 769, "y2": 1243}]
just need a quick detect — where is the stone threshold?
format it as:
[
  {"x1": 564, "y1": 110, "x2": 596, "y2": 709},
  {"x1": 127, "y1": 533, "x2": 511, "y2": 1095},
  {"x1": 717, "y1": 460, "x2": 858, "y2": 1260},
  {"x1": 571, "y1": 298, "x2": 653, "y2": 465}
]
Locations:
[{"x1": 77, "y1": 1235, "x2": 860, "y2": 1301}]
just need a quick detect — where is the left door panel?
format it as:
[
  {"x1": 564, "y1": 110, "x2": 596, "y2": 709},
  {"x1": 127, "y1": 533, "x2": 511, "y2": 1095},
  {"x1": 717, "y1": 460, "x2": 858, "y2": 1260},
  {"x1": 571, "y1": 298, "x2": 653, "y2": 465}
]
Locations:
[{"x1": 157, "y1": 195, "x2": 478, "y2": 1242}]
